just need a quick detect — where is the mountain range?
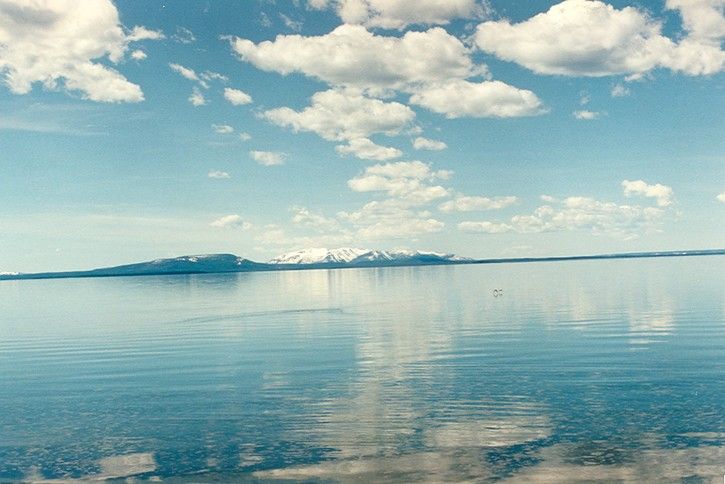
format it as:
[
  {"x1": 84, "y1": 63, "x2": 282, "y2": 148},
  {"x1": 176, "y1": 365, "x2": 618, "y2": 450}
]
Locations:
[
  {"x1": 268, "y1": 248, "x2": 468, "y2": 265},
  {"x1": 0, "y1": 248, "x2": 468, "y2": 280},
  {"x1": 0, "y1": 248, "x2": 722, "y2": 281}
]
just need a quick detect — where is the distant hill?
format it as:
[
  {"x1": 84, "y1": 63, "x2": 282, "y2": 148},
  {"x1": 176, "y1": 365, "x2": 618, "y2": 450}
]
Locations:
[
  {"x1": 1, "y1": 254, "x2": 271, "y2": 280},
  {"x1": 1, "y1": 248, "x2": 722, "y2": 281}
]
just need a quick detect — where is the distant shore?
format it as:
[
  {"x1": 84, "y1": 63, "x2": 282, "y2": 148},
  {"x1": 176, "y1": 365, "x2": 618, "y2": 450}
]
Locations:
[{"x1": 1, "y1": 249, "x2": 723, "y2": 282}]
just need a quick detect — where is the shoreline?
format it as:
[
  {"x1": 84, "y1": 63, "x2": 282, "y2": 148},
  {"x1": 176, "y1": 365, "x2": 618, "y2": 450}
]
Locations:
[{"x1": 2, "y1": 249, "x2": 723, "y2": 282}]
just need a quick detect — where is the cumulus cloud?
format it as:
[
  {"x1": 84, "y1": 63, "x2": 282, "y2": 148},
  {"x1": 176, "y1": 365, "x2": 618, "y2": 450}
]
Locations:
[
  {"x1": 0, "y1": 0, "x2": 162, "y2": 102},
  {"x1": 338, "y1": 199, "x2": 445, "y2": 239},
  {"x1": 322, "y1": 161, "x2": 454, "y2": 240},
  {"x1": 413, "y1": 137, "x2": 447, "y2": 151},
  {"x1": 231, "y1": 24, "x2": 482, "y2": 94},
  {"x1": 261, "y1": 88, "x2": 415, "y2": 141},
  {"x1": 717, "y1": 192, "x2": 725, "y2": 203},
  {"x1": 611, "y1": 83, "x2": 631, "y2": 97},
  {"x1": 474, "y1": 0, "x2": 725, "y2": 77},
  {"x1": 130, "y1": 50, "x2": 147, "y2": 61},
  {"x1": 622, "y1": 179, "x2": 674, "y2": 207},
  {"x1": 292, "y1": 206, "x2": 341, "y2": 231},
  {"x1": 126, "y1": 26, "x2": 164, "y2": 42},
  {"x1": 573, "y1": 110, "x2": 602, "y2": 120},
  {"x1": 208, "y1": 170, "x2": 231, "y2": 179},
  {"x1": 347, "y1": 160, "x2": 450, "y2": 205},
  {"x1": 458, "y1": 220, "x2": 513, "y2": 234},
  {"x1": 335, "y1": 138, "x2": 403, "y2": 161},
  {"x1": 316, "y1": 0, "x2": 487, "y2": 29},
  {"x1": 460, "y1": 190, "x2": 672, "y2": 239},
  {"x1": 267, "y1": 159, "x2": 461, "y2": 243},
  {"x1": 410, "y1": 80, "x2": 545, "y2": 118},
  {"x1": 188, "y1": 87, "x2": 206, "y2": 106},
  {"x1": 224, "y1": 87, "x2": 253, "y2": 105},
  {"x1": 439, "y1": 195, "x2": 518, "y2": 212},
  {"x1": 210, "y1": 214, "x2": 251, "y2": 229},
  {"x1": 212, "y1": 124, "x2": 234, "y2": 134},
  {"x1": 307, "y1": 0, "x2": 332, "y2": 8},
  {"x1": 666, "y1": 0, "x2": 725, "y2": 41},
  {"x1": 250, "y1": 150, "x2": 286, "y2": 166},
  {"x1": 232, "y1": 23, "x2": 549, "y2": 123},
  {"x1": 338, "y1": 199, "x2": 441, "y2": 234},
  {"x1": 239, "y1": 132, "x2": 252, "y2": 141}
]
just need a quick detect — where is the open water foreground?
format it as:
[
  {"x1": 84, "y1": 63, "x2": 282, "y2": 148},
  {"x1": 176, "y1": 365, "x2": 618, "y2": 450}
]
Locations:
[{"x1": 1, "y1": 256, "x2": 723, "y2": 482}]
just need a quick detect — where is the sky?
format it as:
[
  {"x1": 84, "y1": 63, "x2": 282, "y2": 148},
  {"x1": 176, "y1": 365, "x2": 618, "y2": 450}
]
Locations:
[{"x1": 0, "y1": 0, "x2": 724, "y2": 272}]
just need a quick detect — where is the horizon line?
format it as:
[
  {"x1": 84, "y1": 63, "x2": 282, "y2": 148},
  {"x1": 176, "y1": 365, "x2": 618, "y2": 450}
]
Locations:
[{"x1": 2, "y1": 248, "x2": 723, "y2": 281}]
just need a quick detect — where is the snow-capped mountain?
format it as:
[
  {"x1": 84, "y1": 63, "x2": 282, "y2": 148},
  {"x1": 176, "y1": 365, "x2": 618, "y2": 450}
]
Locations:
[
  {"x1": 269, "y1": 248, "x2": 469, "y2": 265},
  {"x1": 268, "y1": 248, "x2": 370, "y2": 264}
]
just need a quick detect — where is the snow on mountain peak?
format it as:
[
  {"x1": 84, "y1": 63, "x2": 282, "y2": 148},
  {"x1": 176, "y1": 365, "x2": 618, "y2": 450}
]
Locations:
[
  {"x1": 268, "y1": 248, "x2": 369, "y2": 264},
  {"x1": 269, "y1": 248, "x2": 467, "y2": 265}
]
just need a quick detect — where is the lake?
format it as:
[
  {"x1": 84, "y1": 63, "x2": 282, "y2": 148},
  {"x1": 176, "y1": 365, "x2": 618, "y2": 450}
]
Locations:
[{"x1": 1, "y1": 256, "x2": 723, "y2": 482}]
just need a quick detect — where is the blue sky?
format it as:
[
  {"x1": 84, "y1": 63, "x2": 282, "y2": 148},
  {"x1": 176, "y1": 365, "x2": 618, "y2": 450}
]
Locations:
[{"x1": 0, "y1": 0, "x2": 723, "y2": 272}]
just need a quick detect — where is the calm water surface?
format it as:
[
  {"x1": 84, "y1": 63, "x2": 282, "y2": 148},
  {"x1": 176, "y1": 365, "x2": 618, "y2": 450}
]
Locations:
[{"x1": 1, "y1": 257, "x2": 724, "y2": 482}]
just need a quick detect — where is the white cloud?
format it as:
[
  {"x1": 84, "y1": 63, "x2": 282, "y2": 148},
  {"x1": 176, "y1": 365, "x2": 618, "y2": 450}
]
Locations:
[
  {"x1": 259, "y1": 11, "x2": 272, "y2": 28},
  {"x1": 338, "y1": 199, "x2": 445, "y2": 239},
  {"x1": 0, "y1": 0, "x2": 162, "y2": 102},
  {"x1": 224, "y1": 87, "x2": 253, "y2": 105},
  {"x1": 666, "y1": 0, "x2": 725, "y2": 41},
  {"x1": 172, "y1": 26, "x2": 196, "y2": 44},
  {"x1": 413, "y1": 137, "x2": 447, "y2": 151},
  {"x1": 208, "y1": 170, "x2": 231, "y2": 179},
  {"x1": 171, "y1": 64, "x2": 229, "y2": 92},
  {"x1": 335, "y1": 138, "x2": 403, "y2": 161},
  {"x1": 280, "y1": 13, "x2": 303, "y2": 32},
  {"x1": 262, "y1": 88, "x2": 415, "y2": 141},
  {"x1": 410, "y1": 80, "x2": 545, "y2": 118},
  {"x1": 255, "y1": 223, "x2": 355, "y2": 248},
  {"x1": 325, "y1": 0, "x2": 486, "y2": 29},
  {"x1": 210, "y1": 214, "x2": 251, "y2": 229},
  {"x1": 200, "y1": 71, "x2": 228, "y2": 83},
  {"x1": 239, "y1": 132, "x2": 252, "y2": 141},
  {"x1": 212, "y1": 124, "x2": 234, "y2": 134},
  {"x1": 292, "y1": 206, "x2": 340, "y2": 231},
  {"x1": 231, "y1": 24, "x2": 482, "y2": 94},
  {"x1": 439, "y1": 195, "x2": 518, "y2": 212},
  {"x1": 347, "y1": 160, "x2": 450, "y2": 205},
  {"x1": 474, "y1": 0, "x2": 725, "y2": 77},
  {"x1": 611, "y1": 83, "x2": 631, "y2": 97},
  {"x1": 188, "y1": 87, "x2": 206, "y2": 106},
  {"x1": 460, "y1": 191, "x2": 672, "y2": 239},
  {"x1": 622, "y1": 179, "x2": 674, "y2": 207},
  {"x1": 169, "y1": 63, "x2": 203, "y2": 84},
  {"x1": 717, "y1": 192, "x2": 725, "y2": 203},
  {"x1": 268, "y1": 160, "x2": 459, "y2": 243},
  {"x1": 250, "y1": 150, "x2": 286, "y2": 166},
  {"x1": 307, "y1": 0, "x2": 332, "y2": 8},
  {"x1": 130, "y1": 50, "x2": 147, "y2": 61},
  {"x1": 126, "y1": 26, "x2": 164, "y2": 42},
  {"x1": 231, "y1": 23, "x2": 551, "y2": 122},
  {"x1": 458, "y1": 220, "x2": 513, "y2": 234},
  {"x1": 573, "y1": 110, "x2": 601, "y2": 120}
]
